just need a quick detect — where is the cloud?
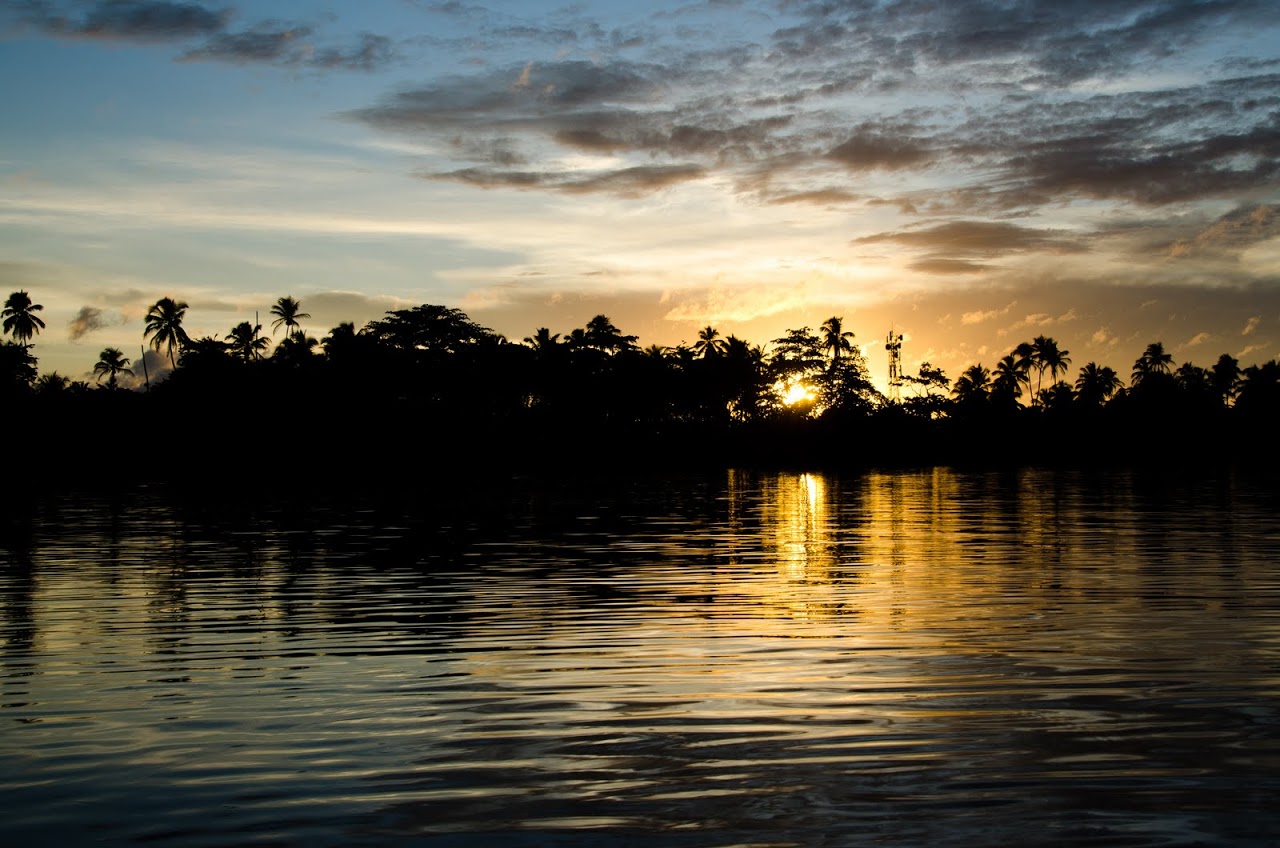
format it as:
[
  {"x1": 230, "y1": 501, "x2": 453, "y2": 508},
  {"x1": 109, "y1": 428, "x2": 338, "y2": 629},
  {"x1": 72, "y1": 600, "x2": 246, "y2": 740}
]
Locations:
[
  {"x1": 67, "y1": 305, "x2": 119, "y2": 341},
  {"x1": 771, "y1": 0, "x2": 1277, "y2": 88},
  {"x1": 1185, "y1": 331, "x2": 1212, "y2": 347},
  {"x1": 181, "y1": 23, "x2": 312, "y2": 64},
  {"x1": 1092, "y1": 327, "x2": 1119, "y2": 347},
  {"x1": 961, "y1": 303, "x2": 1015, "y2": 325},
  {"x1": 335, "y1": 2, "x2": 1280, "y2": 210},
  {"x1": 764, "y1": 188, "x2": 860, "y2": 206},
  {"x1": 1243, "y1": 316, "x2": 1262, "y2": 335},
  {"x1": 855, "y1": 221, "x2": 1083, "y2": 258},
  {"x1": 661, "y1": 284, "x2": 810, "y2": 324},
  {"x1": 126, "y1": 348, "x2": 170, "y2": 387},
  {"x1": 911, "y1": 258, "x2": 990, "y2": 275},
  {"x1": 827, "y1": 130, "x2": 933, "y2": 172},
  {"x1": 9, "y1": 2, "x2": 395, "y2": 70},
  {"x1": 1012, "y1": 308, "x2": 1079, "y2": 330},
  {"x1": 1170, "y1": 205, "x2": 1280, "y2": 258},
  {"x1": 430, "y1": 163, "x2": 706, "y2": 197},
  {"x1": 12, "y1": 0, "x2": 228, "y2": 42},
  {"x1": 1237, "y1": 343, "x2": 1268, "y2": 360},
  {"x1": 182, "y1": 24, "x2": 397, "y2": 70}
]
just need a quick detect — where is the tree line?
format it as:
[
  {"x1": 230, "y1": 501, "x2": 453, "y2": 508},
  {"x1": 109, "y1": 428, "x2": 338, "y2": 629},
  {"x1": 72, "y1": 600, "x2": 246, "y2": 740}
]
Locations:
[{"x1": 5, "y1": 289, "x2": 1279, "y2": 473}]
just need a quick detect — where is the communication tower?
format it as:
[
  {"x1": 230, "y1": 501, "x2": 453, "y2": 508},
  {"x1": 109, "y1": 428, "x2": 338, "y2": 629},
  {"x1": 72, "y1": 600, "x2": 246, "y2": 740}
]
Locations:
[{"x1": 885, "y1": 330, "x2": 903, "y2": 402}]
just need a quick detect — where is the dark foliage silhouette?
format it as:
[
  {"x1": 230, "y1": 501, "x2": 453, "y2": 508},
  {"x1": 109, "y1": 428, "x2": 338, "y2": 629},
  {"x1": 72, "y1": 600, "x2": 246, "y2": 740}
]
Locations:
[
  {"x1": 144, "y1": 297, "x2": 191, "y2": 366},
  {"x1": 9, "y1": 290, "x2": 1280, "y2": 478},
  {"x1": 2, "y1": 291, "x2": 45, "y2": 344}
]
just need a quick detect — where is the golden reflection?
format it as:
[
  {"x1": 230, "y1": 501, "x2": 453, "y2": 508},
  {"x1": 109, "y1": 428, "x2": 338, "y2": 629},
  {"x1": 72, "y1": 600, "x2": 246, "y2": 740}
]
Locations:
[
  {"x1": 764, "y1": 471, "x2": 833, "y2": 583},
  {"x1": 721, "y1": 470, "x2": 848, "y2": 623}
]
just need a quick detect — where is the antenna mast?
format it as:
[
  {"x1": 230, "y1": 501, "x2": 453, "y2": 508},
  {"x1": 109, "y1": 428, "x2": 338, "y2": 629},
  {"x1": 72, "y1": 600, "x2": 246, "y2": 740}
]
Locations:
[{"x1": 885, "y1": 330, "x2": 903, "y2": 402}]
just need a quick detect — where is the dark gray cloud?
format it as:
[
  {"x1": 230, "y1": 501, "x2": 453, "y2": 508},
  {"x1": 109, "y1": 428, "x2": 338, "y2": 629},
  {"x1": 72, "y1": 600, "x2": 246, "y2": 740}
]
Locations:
[
  {"x1": 355, "y1": 61, "x2": 667, "y2": 129},
  {"x1": 10, "y1": 0, "x2": 229, "y2": 41},
  {"x1": 308, "y1": 33, "x2": 394, "y2": 71},
  {"x1": 827, "y1": 130, "x2": 933, "y2": 172},
  {"x1": 771, "y1": 0, "x2": 1277, "y2": 87},
  {"x1": 349, "y1": 0, "x2": 1280, "y2": 215},
  {"x1": 180, "y1": 25, "x2": 396, "y2": 69},
  {"x1": 67, "y1": 305, "x2": 117, "y2": 341},
  {"x1": 7, "y1": 1, "x2": 395, "y2": 70},
  {"x1": 181, "y1": 23, "x2": 311, "y2": 63},
  {"x1": 856, "y1": 221, "x2": 1084, "y2": 257}
]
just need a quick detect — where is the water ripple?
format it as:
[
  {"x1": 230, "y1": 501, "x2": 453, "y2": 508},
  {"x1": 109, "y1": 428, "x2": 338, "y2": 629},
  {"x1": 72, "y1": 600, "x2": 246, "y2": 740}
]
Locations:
[{"x1": 2, "y1": 468, "x2": 1279, "y2": 846}]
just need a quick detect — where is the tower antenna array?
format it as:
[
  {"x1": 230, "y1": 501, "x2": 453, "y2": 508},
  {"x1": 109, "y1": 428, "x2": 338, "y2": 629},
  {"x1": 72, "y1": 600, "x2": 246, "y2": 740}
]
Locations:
[{"x1": 885, "y1": 330, "x2": 903, "y2": 402}]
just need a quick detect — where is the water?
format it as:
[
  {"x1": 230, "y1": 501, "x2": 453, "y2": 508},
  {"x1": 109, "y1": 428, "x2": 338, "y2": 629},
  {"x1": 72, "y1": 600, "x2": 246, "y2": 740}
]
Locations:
[{"x1": 2, "y1": 468, "x2": 1279, "y2": 846}]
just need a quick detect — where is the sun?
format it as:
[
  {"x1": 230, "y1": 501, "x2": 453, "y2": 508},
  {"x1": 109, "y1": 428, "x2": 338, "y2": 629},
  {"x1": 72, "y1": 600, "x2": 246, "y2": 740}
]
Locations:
[{"x1": 780, "y1": 380, "x2": 815, "y2": 406}]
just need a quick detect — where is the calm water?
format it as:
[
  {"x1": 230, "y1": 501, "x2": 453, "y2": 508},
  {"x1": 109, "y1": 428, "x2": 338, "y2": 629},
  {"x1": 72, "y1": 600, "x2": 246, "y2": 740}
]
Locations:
[{"x1": 2, "y1": 468, "x2": 1279, "y2": 847}]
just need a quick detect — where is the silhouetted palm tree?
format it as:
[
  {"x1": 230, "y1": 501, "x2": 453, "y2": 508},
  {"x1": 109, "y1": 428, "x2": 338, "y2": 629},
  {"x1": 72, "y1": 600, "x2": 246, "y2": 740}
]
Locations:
[
  {"x1": 991, "y1": 354, "x2": 1029, "y2": 408},
  {"x1": 2, "y1": 291, "x2": 45, "y2": 344},
  {"x1": 92, "y1": 347, "x2": 132, "y2": 389},
  {"x1": 322, "y1": 322, "x2": 359, "y2": 357},
  {"x1": 693, "y1": 326, "x2": 728, "y2": 359},
  {"x1": 1030, "y1": 336, "x2": 1070, "y2": 400},
  {"x1": 1209, "y1": 353, "x2": 1241, "y2": 406},
  {"x1": 819, "y1": 316, "x2": 855, "y2": 371},
  {"x1": 226, "y1": 321, "x2": 269, "y2": 362},
  {"x1": 34, "y1": 372, "x2": 69, "y2": 396},
  {"x1": 1176, "y1": 361, "x2": 1210, "y2": 389},
  {"x1": 1236, "y1": 359, "x2": 1280, "y2": 416},
  {"x1": 272, "y1": 332, "x2": 318, "y2": 366},
  {"x1": 952, "y1": 363, "x2": 991, "y2": 406},
  {"x1": 1131, "y1": 341, "x2": 1174, "y2": 386},
  {"x1": 1074, "y1": 362, "x2": 1121, "y2": 407},
  {"x1": 523, "y1": 327, "x2": 560, "y2": 352},
  {"x1": 1040, "y1": 380, "x2": 1076, "y2": 411},
  {"x1": 144, "y1": 297, "x2": 191, "y2": 366},
  {"x1": 642, "y1": 343, "x2": 669, "y2": 360},
  {"x1": 0, "y1": 342, "x2": 38, "y2": 393},
  {"x1": 270, "y1": 296, "x2": 310, "y2": 338},
  {"x1": 583, "y1": 315, "x2": 638, "y2": 355}
]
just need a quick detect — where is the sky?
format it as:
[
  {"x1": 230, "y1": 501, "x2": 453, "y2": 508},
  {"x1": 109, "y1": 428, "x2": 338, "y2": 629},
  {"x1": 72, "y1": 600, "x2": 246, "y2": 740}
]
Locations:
[{"x1": 3, "y1": 0, "x2": 1280, "y2": 390}]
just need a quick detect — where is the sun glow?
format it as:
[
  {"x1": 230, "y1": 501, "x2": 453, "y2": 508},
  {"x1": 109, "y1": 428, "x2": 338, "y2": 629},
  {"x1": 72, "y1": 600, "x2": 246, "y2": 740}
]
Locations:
[{"x1": 780, "y1": 380, "x2": 815, "y2": 406}]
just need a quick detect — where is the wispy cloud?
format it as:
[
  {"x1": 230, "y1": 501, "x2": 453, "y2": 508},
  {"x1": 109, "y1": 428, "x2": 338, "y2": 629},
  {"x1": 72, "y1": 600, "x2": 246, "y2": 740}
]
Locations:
[
  {"x1": 961, "y1": 303, "x2": 1016, "y2": 325},
  {"x1": 1185, "y1": 331, "x2": 1213, "y2": 347},
  {"x1": 430, "y1": 163, "x2": 706, "y2": 197}
]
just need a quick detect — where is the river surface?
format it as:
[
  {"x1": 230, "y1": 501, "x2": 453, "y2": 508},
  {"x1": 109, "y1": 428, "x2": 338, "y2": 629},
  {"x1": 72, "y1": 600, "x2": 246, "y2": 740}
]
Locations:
[{"x1": 2, "y1": 468, "x2": 1279, "y2": 846}]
